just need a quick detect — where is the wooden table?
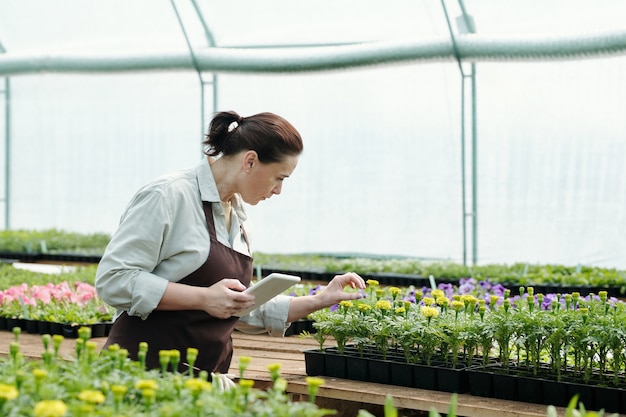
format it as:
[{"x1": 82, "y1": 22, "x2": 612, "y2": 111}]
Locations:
[{"x1": 0, "y1": 329, "x2": 579, "y2": 417}]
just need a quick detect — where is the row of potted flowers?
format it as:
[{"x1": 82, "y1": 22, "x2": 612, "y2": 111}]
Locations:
[
  {"x1": 0, "y1": 279, "x2": 115, "y2": 337},
  {"x1": 0, "y1": 327, "x2": 365, "y2": 417},
  {"x1": 0, "y1": 327, "x2": 615, "y2": 417},
  {"x1": 304, "y1": 279, "x2": 626, "y2": 413}
]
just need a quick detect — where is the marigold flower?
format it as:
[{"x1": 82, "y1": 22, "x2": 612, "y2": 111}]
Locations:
[
  {"x1": 394, "y1": 307, "x2": 406, "y2": 315},
  {"x1": 366, "y1": 279, "x2": 379, "y2": 287},
  {"x1": 452, "y1": 300, "x2": 464, "y2": 312},
  {"x1": 187, "y1": 347, "x2": 199, "y2": 361},
  {"x1": 305, "y1": 376, "x2": 325, "y2": 388},
  {"x1": 339, "y1": 300, "x2": 354, "y2": 308},
  {"x1": 141, "y1": 388, "x2": 156, "y2": 400},
  {"x1": 306, "y1": 376, "x2": 325, "y2": 404},
  {"x1": 78, "y1": 390, "x2": 106, "y2": 404},
  {"x1": 238, "y1": 379, "x2": 255, "y2": 395},
  {"x1": 267, "y1": 363, "x2": 281, "y2": 373},
  {"x1": 375, "y1": 300, "x2": 392, "y2": 310},
  {"x1": 421, "y1": 306, "x2": 439, "y2": 319},
  {"x1": 431, "y1": 289, "x2": 444, "y2": 299},
  {"x1": 422, "y1": 297, "x2": 435, "y2": 306},
  {"x1": 0, "y1": 383, "x2": 18, "y2": 401},
  {"x1": 33, "y1": 399, "x2": 68, "y2": 417},
  {"x1": 135, "y1": 379, "x2": 158, "y2": 391},
  {"x1": 111, "y1": 384, "x2": 128, "y2": 401},
  {"x1": 357, "y1": 303, "x2": 371, "y2": 313},
  {"x1": 185, "y1": 378, "x2": 212, "y2": 393},
  {"x1": 436, "y1": 297, "x2": 449, "y2": 307},
  {"x1": 32, "y1": 368, "x2": 48, "y2": 381},
  {"x1": 388, "y1": 287, "x2": 402, "y2": 297}
]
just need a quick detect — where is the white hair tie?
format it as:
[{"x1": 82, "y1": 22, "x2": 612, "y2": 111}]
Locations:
[{"x1": 228, "y1": 121, "x2": 239, "y2": 132}]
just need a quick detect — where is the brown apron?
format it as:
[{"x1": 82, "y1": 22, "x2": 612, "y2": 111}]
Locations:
[{"x1": 103, "y1": 201, "x2": 252, "y2": 373}]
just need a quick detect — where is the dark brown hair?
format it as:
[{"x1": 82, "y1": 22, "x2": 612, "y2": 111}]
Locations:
[{"x1": 203, "y1": 111, "x2": 303, "y2": 163}]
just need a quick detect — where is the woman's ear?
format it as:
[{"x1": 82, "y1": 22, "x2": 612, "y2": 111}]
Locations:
[{"x1": 242, "y1": 150, "x2": 258, "y2": 172}]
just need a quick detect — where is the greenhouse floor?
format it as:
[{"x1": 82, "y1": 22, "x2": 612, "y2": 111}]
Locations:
[{"x1": 0, "y1": 329, "x2": 575, "y2": 417}]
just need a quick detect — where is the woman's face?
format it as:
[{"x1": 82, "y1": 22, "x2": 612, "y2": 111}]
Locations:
[{"x1": 240, "y1": 154, "x2": 299, "y2": 205}]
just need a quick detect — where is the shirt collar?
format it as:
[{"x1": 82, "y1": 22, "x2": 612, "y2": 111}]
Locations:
[{"x1": 196, "y1": 157, "x2": 248, "y2": 222}]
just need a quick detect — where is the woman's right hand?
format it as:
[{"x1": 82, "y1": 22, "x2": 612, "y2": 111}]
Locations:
[
  {"x1": 158, "y1": 279, "x2": 256, "y2": 319},
  {"x1": 201, "y1": 279, "x2": 256, "y2": 319}
]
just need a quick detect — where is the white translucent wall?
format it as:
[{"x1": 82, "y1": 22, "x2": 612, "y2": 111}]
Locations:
[{"x1": 1, "y1": 0, "x2": 625, "y2": 270}]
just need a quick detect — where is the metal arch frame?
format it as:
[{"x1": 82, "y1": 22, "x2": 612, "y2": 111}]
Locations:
[{"x1": 441, "y1": 0, "x2": 478, "y2": 265}]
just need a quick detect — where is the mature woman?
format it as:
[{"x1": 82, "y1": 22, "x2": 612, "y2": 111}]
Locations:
[{"x1": 95, "y1": 110, "x2": 365, "y2": 377}]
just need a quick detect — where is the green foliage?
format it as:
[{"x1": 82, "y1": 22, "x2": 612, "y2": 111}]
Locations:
[
  {"x1": 0, "y1": 228, "x2": 110, "y2": 255},
  {"x1": 0, "y1": 332, "x2": 342, "y2": 417}
]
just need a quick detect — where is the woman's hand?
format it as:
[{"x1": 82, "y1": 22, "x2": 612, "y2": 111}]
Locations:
[
  {"x1": 286, "y1": 272, "x2": 365, "y2": 322},
  {"x1": 316, "y1": 272, "x2": 366, "y2": 307},
  {"x1": 158, "y1": 279, "x2": 256, "y2": 319},
  {"x1": 202, "y1": 279, "x2": 257, "y2": 319}
]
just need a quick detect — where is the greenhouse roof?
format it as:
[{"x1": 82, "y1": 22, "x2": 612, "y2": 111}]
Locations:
[
  {"x1": 1, "y1": 1, "x2": 626, "y2": 75},
  {"x1": 1, "y1": 1, "x2": 626, "y2": 270}
]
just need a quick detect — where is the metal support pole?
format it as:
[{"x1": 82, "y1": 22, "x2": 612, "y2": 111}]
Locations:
[
  {"x1": 0, "y1": 40, "x2": 9, "y2": 229},
  {"x1": 1, "y1": 77, "x2": 9, "y2": 229},
  {"x1": 470, "y1": 62, "x2": 477, "y2": 265},
  {"x1": 442, "y1": 0, "x2": 477, "y2": 265}
]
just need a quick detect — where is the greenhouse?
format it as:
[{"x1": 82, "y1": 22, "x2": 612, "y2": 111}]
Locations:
[{"x1": 1, "y1": 1, "x2": 626, "y2": 416}]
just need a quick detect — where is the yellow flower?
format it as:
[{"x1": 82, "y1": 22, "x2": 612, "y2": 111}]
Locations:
[
  {"x1": 388, "y1": 287, "x2": 402, "y2": 297},
  {"x1": 239, "y1": 379, "x2": 255, "y2": 389},
  {"x1": 187, "y1": 347, "x2": 199, "y2": 362},
  {"x1": 238, "y1": 356, "x2": 251, "y2": 367},
  {"x1": 489, "y1": 295, "x2": 500, "y2": 306},
  {"x1": 452, "y1": 300, "x2": 464, "y2": 312},
  {"x1": 238, "y1": 379, "x2": 254, "y2": 395},
  {"x1": 339, "y1": 300, "x2": 354, "y2": 308},
  {"x1": 141, "y1": 388, "x2": 156, "y2": 400},
  {"x1": 135, "y1": 379, "x2": 159, "y2": 391},
  {"x1": 431, "y1": 289, "x2": 445, "y2": 299},
  {"x1": 305, "y1": 376, "x2": 325, "y2": 388},
  {"x1": 78, "y1": 390, "x2": 106, "y2": 404},
  {"x1": 421, "y1": 306, "x2": 440, "y2": 319},
  {"x1": 366, "y1": 279, "x2": 379, "y2": 287},
  {"x1": 185, "y1": 378, "x2": 212, "y2": 393},
  {"x1": 461, "y1": 294, "x2": 477, "y2": 306},
  {"x1": 394, "y1": 307, "x2": 406, "y2": 315},
  {"x1": 357, "y1": 303, "x2": 371, "y2": 313},
  {"x1": 32, "y1": 368, "x2": 48, "y2": 381},
  {"x1": 111, "y1": 384, "x2": 128, "y2": 401},
  {"x1": 436, "y1": 297, "x2": 449, "y2": 307},
  {"x1": 33, "y1": 400, "x2": 68, "y2": 417},
  {"x1": 267, "y1": 363, "x2": 282, "y2": 373},
  {"x1": 0, "y1": 383, "x2": 18, "y2": 401},
  {"x1": 422, "y1": 297, "x2": 435, "y2": 306},
  {"x1": 375, "y1": 300, "x2": 392, "y2": 310}
]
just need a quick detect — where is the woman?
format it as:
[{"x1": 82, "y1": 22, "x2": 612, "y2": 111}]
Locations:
[{"x1": 95, "y1": 110, "x2": 365, "y2": 377}]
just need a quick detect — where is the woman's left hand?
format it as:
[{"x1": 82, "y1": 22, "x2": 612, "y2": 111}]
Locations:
[
  {"x1": 316, "y1": 272, "x2": 366, "y2": 307},
  {"x1": 286, "y1": 272, "x2": 366, "y2": 322}
]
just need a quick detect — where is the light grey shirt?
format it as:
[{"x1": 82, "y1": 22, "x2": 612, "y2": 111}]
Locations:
[{"x1": 95, "y1": 158, "x2": 291, "y2": 337}]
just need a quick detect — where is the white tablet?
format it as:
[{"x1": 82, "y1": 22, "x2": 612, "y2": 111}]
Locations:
[{"x1": 233, "y1": 273, "x2": 301, "y2": 317}]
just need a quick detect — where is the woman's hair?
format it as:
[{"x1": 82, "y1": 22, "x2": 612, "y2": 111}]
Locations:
[{"x1": 203, "y1": 110, "x2": 303, "y2": 163}]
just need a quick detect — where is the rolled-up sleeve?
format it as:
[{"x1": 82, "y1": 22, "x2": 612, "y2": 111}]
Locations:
[
  {"x1": 235, "y1": 294, "x2": 292, "y2": 336},
  {"x1": 95, "y1": 189, "x2": 172, "y2": 320}
]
